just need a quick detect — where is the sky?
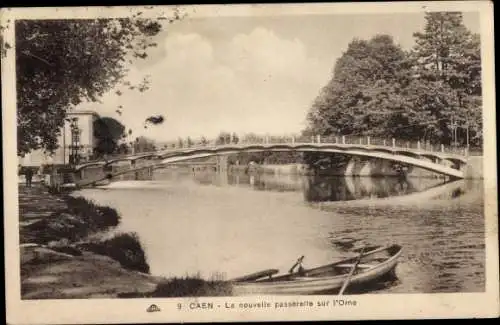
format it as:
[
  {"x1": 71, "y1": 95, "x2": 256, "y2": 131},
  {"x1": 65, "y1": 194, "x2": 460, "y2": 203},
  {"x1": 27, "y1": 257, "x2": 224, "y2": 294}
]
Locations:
[{"x1": 76, "y1": 11, "x2": 480, "y2": 143}]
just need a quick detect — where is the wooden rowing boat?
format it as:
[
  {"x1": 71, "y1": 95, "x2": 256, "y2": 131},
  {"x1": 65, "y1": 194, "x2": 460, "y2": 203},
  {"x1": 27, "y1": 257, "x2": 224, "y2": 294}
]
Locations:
[{"x1": 230, "y1": 244, "x2": 402, "y2": 295}]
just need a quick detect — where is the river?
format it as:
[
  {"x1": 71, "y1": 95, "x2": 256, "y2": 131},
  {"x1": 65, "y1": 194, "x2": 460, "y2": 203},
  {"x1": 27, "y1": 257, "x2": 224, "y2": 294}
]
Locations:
[{"x1": 74, "y1": 168, "x2": 485, "y2": 294}]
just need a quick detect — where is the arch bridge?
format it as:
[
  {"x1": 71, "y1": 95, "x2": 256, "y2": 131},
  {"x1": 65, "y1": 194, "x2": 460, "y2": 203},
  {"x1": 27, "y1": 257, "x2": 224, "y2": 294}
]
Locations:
[{"x1": 74, "y1": 135, "x2": 469, "y2": 187}]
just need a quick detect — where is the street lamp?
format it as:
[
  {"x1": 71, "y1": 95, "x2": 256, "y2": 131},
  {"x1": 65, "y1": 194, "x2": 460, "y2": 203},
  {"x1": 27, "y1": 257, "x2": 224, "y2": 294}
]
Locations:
[
  {"x1": 464, "y1": 115, "x2": 470, "y2": 149},
  {"x1": 68, "y1": 118, "x2": 81, "y2": 166},
  {"x1": 449, "y1": 117, "x2": 458, "y2": 148}
]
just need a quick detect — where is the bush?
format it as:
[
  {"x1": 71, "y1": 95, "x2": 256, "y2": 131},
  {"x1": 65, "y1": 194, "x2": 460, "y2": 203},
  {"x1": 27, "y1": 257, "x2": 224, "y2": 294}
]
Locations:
[
  {"x1": 64, "y1": 196, "x2": 121, "y2": 232},
  {"x1": 22, "y1": 212, "x2": 89, "y2": 244},
  {"x1": 22, "y1": 197, "x2": 122, "y2": 244},
  {"x1": 80, "y1": 232, "x2": 150, "y2": 274}
]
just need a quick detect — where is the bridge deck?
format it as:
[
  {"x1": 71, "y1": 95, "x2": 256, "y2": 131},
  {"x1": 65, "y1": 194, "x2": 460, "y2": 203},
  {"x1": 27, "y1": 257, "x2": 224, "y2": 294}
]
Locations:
[{"x1": 75, "y1": 142, "x2": 467, "y2": 180}]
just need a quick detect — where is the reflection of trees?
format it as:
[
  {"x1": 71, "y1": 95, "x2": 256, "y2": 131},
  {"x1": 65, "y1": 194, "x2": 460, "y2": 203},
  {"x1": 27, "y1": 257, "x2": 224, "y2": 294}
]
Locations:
[
  {"x1": 303, "y1": 177, "x2": 355, "y2": 202},
  {"x1": 303, "y1": 153, "x2": 350, "y2": 174},
  {"x1": 303, "y1": 176, "x2": 420, "y2": 202},
  {"x1": 250, "y1": 174, "x2": 302, "y2": 192},
  {"x1": 226, "y1": 173, "x2": 303, "y2": 192},
  {"x1": 197, "y1": 170, "x2": 459, "y2": 202}
]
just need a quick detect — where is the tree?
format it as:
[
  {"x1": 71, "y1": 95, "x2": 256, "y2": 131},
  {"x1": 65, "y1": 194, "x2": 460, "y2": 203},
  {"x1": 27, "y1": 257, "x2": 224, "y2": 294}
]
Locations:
[
  {"x1": 178, "y1": 137, "x2": 184, "y2": 148},
  {"x1": 409, "y1": 12, "x2": 482, "y2": 146},
  {"x1": 186, "y1": 137, "x2": 193, "y2": 147},
  {"x1": 242, "y1": 133, "x2": 264, "y2": 143},
  {"x1": 93, "y1": 117, "x2": 126, "y2": 157},
  {"x1": 232, "y1": 133, "x2": 239, "y2": 144},
  {"x1": 307, "y1": 35, "x2": 408, "y2": 138},
  {"x1": 216, "y1": 131, "x2": 231, "y2": 145},
  {"x1": 134, "y1": 136, "x2": 156, "y2": 153},
  {"x1": 15, "y1": 16, "x2": 167, "y2": 156},
  {"x1": 306, "y1": 14, "x2": 482, "y2": 147},
  {"x1": 117, "y1": 143, "x2": 130, "y2": 154},
  {"x1": 225, "y1": 133, "x2": 232, "y2": 145},
  {"x1": 200, "y1": 136, "x2": 208, "y2": 146}
]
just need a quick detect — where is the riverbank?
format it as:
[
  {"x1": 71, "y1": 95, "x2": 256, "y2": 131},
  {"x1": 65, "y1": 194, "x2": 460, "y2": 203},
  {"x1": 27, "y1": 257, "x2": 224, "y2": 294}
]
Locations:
[{"x1": 19, "y1": 185, "x2": 230, "y2": 298}]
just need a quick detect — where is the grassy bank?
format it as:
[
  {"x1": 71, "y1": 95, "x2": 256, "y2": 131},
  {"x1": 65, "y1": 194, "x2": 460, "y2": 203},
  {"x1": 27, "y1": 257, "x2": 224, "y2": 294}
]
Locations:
[
  {"x1": 118, "y1": 276, "x2": 233, "y2": 298},
  {"x1": 20, "y1": 185, "x2": 230, "y2": 299}
]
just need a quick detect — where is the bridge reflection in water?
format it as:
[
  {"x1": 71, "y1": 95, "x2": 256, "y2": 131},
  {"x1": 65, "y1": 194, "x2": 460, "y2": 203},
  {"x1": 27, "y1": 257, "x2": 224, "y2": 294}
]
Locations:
[{"x1": 171, "y1": 170, "x2": 469, "y2": 203}]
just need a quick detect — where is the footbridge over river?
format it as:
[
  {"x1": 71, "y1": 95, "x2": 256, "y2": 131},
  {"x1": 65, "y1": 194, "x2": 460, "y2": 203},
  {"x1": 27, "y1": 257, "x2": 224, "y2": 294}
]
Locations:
[{"x1": 74, "y1": 135, "x2": 470, "y2": 187}]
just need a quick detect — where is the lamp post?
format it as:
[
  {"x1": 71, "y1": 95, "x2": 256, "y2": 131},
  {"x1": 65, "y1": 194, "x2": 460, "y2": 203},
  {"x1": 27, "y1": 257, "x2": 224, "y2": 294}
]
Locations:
[
  {"x1": 465, "y1": 114, "x2": 470, "y2": 149},
  {"x1": 450, "y1": 116, "x2": 458, "y2": 148},
  {"x1": 68, "y1": 118, "x2": 81, "y2": 166},
  {"x1": 62, "y1": 123, "x2": 66, "y2": 165}
]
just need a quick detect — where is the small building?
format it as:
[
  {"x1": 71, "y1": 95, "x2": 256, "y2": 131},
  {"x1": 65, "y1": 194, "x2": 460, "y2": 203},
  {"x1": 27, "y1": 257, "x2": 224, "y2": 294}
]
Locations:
[{"x1": 18, "y1": 110, "x2": 100, "y2": 167}]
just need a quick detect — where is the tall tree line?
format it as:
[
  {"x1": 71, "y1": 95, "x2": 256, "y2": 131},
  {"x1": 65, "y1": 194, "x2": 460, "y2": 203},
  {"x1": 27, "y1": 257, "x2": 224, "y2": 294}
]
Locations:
[{"x1": 306, "y1": 12, "x2": 482, "y2": 148}]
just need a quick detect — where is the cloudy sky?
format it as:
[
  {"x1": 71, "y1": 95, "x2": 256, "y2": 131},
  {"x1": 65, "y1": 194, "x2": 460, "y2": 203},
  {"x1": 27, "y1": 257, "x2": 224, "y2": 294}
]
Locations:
[{"x1": 77, "y1": 11, "x2": 480, "y2": 143}]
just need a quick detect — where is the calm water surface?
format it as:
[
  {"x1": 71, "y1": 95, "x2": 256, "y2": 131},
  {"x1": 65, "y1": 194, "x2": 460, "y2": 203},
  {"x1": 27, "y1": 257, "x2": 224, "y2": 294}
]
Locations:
[{"x1": 75, "y1": 169, "x2": 485, "y2": 294}]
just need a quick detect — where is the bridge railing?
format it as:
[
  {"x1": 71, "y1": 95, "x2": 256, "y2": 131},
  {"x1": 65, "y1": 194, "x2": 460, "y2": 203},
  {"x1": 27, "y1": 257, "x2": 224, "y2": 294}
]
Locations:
[
  {"x1": 158, "y1": 134, "x2": 470, "y2": 157},
  {"x1": 79, "y1": 133, "x2": 472, "y2": 169}
]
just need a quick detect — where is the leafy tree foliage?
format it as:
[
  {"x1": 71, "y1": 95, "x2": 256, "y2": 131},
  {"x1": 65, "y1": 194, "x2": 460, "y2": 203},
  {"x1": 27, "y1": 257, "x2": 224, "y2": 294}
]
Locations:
[
  {"x1": 15, "y1": 17, "x2": 163, "y2": 156},
  {"x1": 93, "y1": 117, "x2": 126, "y2": 156},
  {"x1": 308, "y1": 35, "x2": 408, "y2": 137},
  {"x1": 241, "y1": 133, "x2": 263, "y2": 143},
  {"x1": 307, "y1": 12, "x2": 482, "y2": 147},
  {"x1": 232, "y1": 133, "x2": 240, "y2": 144},
  {"x1": 134, "y1": 136, "x2": 156, "y2": 153},
  {"x1": 216, "y1": 132, "x2": 232, "y2": 145},
  {"x1": 408, "y1": 12, "x2": 482, "y2": 146}
]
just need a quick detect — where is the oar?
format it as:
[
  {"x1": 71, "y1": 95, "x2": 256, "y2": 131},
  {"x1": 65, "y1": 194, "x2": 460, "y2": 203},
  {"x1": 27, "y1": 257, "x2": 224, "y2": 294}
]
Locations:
[
  {"x1": 289, "y1": 255, "x2": 305, "y2": 274},
  {"x1": 338, "y1": 248, "x2": 365, "y2": 295}
]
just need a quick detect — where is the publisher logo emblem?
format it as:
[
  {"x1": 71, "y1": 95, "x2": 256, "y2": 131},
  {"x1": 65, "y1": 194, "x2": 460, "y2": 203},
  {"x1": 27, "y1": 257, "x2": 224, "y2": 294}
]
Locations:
[{"x1": 147, "y1": 304, "x2": 161, "y2": 313}]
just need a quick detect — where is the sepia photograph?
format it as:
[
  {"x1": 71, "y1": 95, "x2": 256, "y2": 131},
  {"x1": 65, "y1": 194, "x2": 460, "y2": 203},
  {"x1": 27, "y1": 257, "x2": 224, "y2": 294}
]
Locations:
[{"x1": 2, "y1": 2, "x2": 498, "y2": 324}]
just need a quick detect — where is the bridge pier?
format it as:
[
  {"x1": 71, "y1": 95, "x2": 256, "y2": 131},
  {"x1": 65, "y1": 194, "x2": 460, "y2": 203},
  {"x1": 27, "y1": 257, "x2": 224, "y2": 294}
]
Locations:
[
  {"x1": 367, "y1": 159, "x2": 395, "y2": 177},
  {"x1": 216, "y1": 155, "x2": 228, "y2": 173},
  {"x1": 345, "y1": 157, "x2": 365, "y2": 176},
  {"x1": 357, "y1": 159, "x2": 401, "y2": 177},
  {"x1": 358, "y1": 160, "x2": 372, "y2": 177}
]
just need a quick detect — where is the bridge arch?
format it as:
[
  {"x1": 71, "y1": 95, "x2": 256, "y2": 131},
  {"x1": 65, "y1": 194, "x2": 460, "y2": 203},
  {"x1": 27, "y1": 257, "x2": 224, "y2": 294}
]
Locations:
[
  {"x1": 157, "y1": 146, "x2": 464, "y2": 179},
  {"x1": 393, "y1": 150, "x2": 424, "y2": 160},
  {"x1": 75, "y1": 161, "x2": 105, "y2": 171},
  {"x1": 103, "y1": 158, "x2": 134, "y2": 167}
]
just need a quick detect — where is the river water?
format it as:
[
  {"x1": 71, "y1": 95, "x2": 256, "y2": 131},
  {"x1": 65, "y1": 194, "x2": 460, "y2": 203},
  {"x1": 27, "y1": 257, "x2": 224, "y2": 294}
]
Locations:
[{"x1": 75, "y1": 168, "x2": 485, "y2": 294}]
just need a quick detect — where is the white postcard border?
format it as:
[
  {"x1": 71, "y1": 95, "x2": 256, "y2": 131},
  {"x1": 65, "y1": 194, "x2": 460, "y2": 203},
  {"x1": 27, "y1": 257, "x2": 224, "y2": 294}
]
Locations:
[{"x1": 2, "y1": 2, "x2": 498, "y2": 324}]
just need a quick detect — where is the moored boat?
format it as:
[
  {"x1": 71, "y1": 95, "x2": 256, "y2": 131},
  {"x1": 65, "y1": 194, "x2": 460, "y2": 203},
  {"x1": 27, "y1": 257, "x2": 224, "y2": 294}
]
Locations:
[{"x1": 230, "y1": 244, "x2": 402, "y2": 296}]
